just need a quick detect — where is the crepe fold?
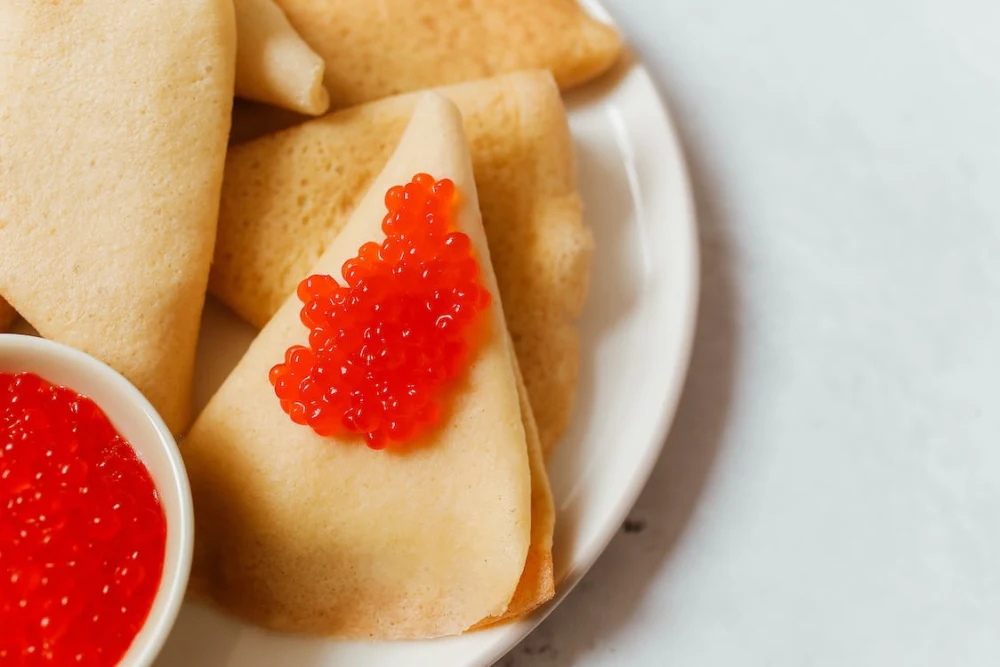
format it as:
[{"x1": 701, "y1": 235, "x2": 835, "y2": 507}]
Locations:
[
  {"x1": 183, "y1": 94, "x2": 554, "y2": 638},
  {"x1": 269, "y1": 0, "x2": 620, "y2": 109},
  {"x1": 234, "y1": 0, "x2": 330, "y2": 115},
  {"x1": 0, "y1": 0, "x2": 237, "y2": 433}
]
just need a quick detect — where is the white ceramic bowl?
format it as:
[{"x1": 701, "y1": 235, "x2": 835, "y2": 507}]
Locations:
[{"x1": 0, "y1": 334, "x2": 193, "y2": 666}]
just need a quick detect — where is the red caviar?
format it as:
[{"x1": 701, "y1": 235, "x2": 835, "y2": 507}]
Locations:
[
  {"x1": 270, "y1": 173, "x2": 492, "y2": 449},
  {"x1": 0, "y1": 372, "x2": 167, "y2": 666}
]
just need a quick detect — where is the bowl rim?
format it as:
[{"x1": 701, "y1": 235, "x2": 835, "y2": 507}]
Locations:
[{"x1": 0, "y1": 333, "x2": 194, "y2": 667}]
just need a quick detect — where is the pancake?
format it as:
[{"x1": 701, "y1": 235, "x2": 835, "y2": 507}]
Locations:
[
  {"x1": 234, "y1": 0, "x2": 329, "y2": 114},
  {"x1": 0, "y1": 0, "x2": 236, "y2": 434},
  {"x1": 270, "y1": 0, "x2": 620, "y2": 110},
  {"x1": 215, "y1": 71, "x2": 592, "y2": 454},
  {"x1": 183, "y1": 94, "x2": 541, "y2": 638}
]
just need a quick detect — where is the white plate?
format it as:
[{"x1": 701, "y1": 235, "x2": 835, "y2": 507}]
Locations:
[{"x1": 156, "y1": 8, "x2": 700, "y2": 666}]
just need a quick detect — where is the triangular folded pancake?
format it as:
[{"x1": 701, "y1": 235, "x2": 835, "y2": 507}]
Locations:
[
  {"x1": 0, "y1": 0, "x2": 236, "y2": 434},
  {"x1": 217, "y1": 71, "x2": 592, "y2": 455},
  {"x1": 271, "y1": 0, "x2": 620, "y2": 109},
  {"x1": 234, "y1": 0, "x2": 330, "y2": 115},
  {"x1": 183, "y1": 94, "x2": 547, "y2": 638}
]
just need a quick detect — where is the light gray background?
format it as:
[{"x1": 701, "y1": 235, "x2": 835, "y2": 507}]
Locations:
[{"x1": 507, "y1": 1, "x2": 1000, "y2": 665}]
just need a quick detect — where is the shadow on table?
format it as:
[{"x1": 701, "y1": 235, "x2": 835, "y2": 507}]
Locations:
[{"x1": 500, "y1": 76, "x2": 739, "y2": 667}]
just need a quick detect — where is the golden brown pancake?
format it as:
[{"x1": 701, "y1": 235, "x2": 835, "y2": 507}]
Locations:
[
  {"x1": 184, "y1": 94, "x2": 540, "y2": 638},
  {"x1": 214, "y1": 71, "x2": 592, "y2": 454},
  {"x1": 271, "y1": 0, "x2": 620, "y2": 109},
  {"x1": 0, "y1": 0, "x2": 236, "y2": 433},
  {"x1": 234, "y1": 0, "x2": 330, "y2": 114}
]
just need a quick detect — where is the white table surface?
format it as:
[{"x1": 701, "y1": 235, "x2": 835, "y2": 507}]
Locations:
[{"x1": 508, "y1": 1, "x2": 1000, "y2": 665}]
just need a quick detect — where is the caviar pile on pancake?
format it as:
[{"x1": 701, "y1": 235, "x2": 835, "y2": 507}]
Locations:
[
  {"x1": 0, "y1": 0, "x2": 614, "y2": 655},
  {"x1": 269, "y1": 174, "x2": 493, "y2": 449}
]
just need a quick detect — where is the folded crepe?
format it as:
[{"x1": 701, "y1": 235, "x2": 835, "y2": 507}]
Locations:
[
  {"x1": 217, "y1": 71, "x2": 592, "y2": 455},
  {"x1": 234, "y1": 0, "x2": 329, "y2": 114},
  {"x1": 183, "y1": 94, "x2": 552, "y2": 638},
  {"x1": 270, "y1": 0, "x2": 620, "y2": 109},
  {"x1": 0, "y1": 0, "x2": 236, "y2": 433}
]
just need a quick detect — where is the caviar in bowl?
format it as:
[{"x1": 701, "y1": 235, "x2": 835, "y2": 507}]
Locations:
[{"x1": 0, "y1": 334, "x2": 193, "y2": 666}]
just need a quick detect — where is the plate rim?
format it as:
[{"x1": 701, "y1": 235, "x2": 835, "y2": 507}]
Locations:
[
  {"x1": 158, "y1": 7, "x2": 701, "y2": 665},
  {"x1": 475, "y1": 43, "x2": 702, "y2": 667}
]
